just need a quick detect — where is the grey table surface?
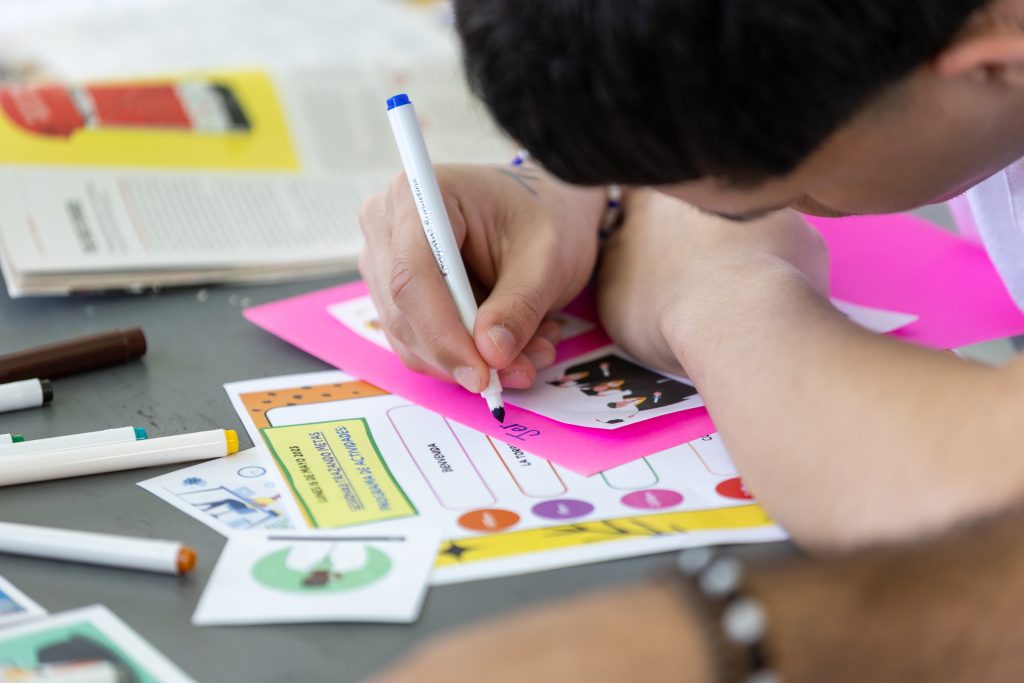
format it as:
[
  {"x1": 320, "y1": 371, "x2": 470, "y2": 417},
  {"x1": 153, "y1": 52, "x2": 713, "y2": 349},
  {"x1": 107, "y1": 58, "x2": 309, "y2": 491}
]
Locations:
[{"x1": 0, "y1": 274, "x2": 794, "y2": 683}]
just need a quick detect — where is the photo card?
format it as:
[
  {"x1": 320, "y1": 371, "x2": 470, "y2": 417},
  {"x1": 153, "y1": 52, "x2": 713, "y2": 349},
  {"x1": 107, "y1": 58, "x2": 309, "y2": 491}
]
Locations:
[{"x1": 508, "y1": 346, "x2": 703, "y2": 430}]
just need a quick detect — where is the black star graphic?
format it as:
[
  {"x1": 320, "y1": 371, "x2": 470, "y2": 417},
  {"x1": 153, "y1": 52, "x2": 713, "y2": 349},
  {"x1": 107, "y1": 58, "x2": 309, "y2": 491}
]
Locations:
[{"x1": 440, "y1": 541, "x2": 474, "y2": 562}]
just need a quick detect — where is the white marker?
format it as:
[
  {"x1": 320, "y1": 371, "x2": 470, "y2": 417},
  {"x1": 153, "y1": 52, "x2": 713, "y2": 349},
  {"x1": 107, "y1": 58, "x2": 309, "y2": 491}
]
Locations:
[
  {"x1": 0, "y1": 428, "x2": 239, "y2": 487},
  {"x1": 0, "y1": 426, "x2": 147, "y2": 456},
  {"x1": 0, "y1": 433, "x2": 24, "y2": 445},
  {"x1": 0, "y1": 378, "x2": 53, "y2": 414},
  {"x1": 386, "y1": 93, "x2": 506, "y2": 423},
  {"x1": 0, "y1": 521, "x2": 197, "y2": 575}
]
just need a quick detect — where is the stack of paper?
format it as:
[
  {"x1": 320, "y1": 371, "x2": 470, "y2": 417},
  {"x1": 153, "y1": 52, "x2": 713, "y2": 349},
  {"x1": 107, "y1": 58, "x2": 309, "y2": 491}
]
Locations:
[{"x1": 141, "y1": 368, "x2": 788, "y2": 616}]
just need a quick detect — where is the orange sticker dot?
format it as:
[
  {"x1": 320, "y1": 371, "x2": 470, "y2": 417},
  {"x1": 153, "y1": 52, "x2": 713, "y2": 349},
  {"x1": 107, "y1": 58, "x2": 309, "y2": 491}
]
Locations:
[{"x1": 458, "y1": 508, "x2": 520, "y2": 533}]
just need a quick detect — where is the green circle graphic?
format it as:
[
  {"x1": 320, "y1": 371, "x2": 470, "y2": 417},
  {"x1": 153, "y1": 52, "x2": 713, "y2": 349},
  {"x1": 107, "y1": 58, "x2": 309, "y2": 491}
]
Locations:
[{"x1": 251, "y1": 544, "x2": 392, "y2": 593}]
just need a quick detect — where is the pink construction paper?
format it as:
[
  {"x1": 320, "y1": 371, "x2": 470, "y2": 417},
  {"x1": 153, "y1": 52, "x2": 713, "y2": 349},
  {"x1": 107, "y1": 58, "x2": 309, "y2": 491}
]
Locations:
[
  {"x1": 809, "y1": 214, "x2": 1024, "y2": 349},
  {"x1": 245, "y1": 213, "x2": 1024, "y2": 475}
]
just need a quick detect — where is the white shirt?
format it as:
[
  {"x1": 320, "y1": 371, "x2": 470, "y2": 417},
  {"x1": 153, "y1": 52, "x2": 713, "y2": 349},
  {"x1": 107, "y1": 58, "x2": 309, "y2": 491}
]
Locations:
[{"x1": 964, "y1": 159, "x2": 1024, "y2": 310}]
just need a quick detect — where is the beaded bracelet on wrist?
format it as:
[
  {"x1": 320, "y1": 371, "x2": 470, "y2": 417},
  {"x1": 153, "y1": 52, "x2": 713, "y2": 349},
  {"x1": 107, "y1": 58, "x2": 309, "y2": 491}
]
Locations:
[{"x1": 676, "y1": 548, "x2": 780, "y2": 683}]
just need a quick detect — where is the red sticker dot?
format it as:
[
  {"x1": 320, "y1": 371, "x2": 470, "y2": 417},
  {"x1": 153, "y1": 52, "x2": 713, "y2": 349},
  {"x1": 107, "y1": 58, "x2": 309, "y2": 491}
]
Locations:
[{"x1": 715, "y1": 477, "x2": 753, "y2": 500}]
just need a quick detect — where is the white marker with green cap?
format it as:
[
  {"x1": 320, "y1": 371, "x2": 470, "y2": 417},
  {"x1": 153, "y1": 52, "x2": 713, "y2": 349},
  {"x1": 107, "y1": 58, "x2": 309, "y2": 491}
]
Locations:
[{"x1": 0, "y1": 426, "x2": 147, "y2": 456}]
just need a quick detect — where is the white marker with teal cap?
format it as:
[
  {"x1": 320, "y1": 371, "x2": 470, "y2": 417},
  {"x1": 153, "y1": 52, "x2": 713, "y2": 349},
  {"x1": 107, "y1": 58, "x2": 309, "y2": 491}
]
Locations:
[
  {"x1": 0, "y1": 425, "x2": 148, "y2": 456},
  {"x1": 386, "y1": 92, "x2": 506, "y2": 422}
]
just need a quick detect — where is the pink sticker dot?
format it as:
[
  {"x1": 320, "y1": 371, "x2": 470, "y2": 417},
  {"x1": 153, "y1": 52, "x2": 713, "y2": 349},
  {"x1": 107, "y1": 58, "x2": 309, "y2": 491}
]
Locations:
[{"x1": 621, "y1": 489, "x2": 684, "y2": 510}]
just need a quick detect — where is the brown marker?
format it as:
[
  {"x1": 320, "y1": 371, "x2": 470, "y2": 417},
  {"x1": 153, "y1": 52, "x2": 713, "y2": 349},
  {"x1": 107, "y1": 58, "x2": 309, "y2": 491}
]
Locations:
[{"x1": 0, "y1": 328, "x2": 146, "y2": 383}]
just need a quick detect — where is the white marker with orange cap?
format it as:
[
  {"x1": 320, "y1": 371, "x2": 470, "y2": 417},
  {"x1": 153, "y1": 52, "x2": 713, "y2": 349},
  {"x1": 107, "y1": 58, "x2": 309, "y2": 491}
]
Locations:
[{"x1": 0, "y1": 521, "x2": 197, "y2": 575}]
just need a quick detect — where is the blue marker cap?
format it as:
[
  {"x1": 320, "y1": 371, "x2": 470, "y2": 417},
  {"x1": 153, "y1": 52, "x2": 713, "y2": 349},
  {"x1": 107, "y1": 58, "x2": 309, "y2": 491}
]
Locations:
[
  {"x1": 134, "y1": 427, "x2": 148, "y2": 440},
  {"x1": 386, "y1": 93, "x2": 411, "y2": 111}
]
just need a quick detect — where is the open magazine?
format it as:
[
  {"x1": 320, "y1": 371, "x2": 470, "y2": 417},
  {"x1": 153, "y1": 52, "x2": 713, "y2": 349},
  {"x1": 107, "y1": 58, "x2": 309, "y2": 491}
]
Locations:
[{"x1": 0, "y1": 66, "x2": 512, "y2": 295}]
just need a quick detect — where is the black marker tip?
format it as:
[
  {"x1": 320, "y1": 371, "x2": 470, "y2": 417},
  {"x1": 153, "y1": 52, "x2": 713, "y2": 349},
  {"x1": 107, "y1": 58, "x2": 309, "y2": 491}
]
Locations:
[
  {"x1": 40, "y1": 378, "x2": 54, "y2": 403},
  {"x1": 491, "y1": 406, "x2": 505, "y2": 423}
]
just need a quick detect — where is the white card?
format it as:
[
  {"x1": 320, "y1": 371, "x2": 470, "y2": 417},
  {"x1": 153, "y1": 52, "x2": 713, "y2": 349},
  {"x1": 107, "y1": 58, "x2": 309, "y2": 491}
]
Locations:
[
  {"x1": 831, "y1": 298, "x2": 918, "y2": 333},
  {"x1": 0, "y1": 576, "x2": 45, "y2": 629},
  {"x1": 506, "y1": 345, "x2": 704, "y2": 430},
  {"x1": 327, "y1": 296, "x2": 393, "y2": 350},
  {"x1": 0, "y1": 605, "x2": 195, "y2": 682},
  {"x1": 327, "y1": 295, "x2": 598, "y2": 353},
  {"x1": 192, "y1": 524, "x2": 441, "y2": 626},
  {"x1": 138, "y1": 448, "x2": 300, "y2": 536}
]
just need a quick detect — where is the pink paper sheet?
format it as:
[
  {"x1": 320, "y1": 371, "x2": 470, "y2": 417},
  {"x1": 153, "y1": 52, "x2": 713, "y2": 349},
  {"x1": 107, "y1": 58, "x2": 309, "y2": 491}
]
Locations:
[
  {"x1": 245, "y1": 213, "x2": 1024, "y2": 475},
  {"x1": 812, "y1": 214, "x2": 1024, "y2": 349}
]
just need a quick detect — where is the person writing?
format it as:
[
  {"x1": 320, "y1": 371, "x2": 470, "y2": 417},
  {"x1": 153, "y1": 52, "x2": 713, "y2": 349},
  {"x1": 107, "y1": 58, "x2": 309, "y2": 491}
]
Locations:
[{"x1": 360, "y1": 0, "x2": 1024, "y2": 679}]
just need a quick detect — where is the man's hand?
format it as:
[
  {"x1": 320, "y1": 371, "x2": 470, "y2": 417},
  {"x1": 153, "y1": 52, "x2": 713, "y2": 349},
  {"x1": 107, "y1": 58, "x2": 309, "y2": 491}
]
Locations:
[
  {"x1": 358, "y1": 163, "x2": 604, "y2": 392},
  {"x1": 366, "y1": 581, "x2": 715, "y2": 683},
  {"x1": 596, "y1": 189, "x2": 829, "y2": 375}
]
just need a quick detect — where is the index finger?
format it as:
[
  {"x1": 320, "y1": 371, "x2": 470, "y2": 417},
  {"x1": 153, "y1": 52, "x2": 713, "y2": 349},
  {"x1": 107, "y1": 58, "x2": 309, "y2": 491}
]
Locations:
[{"x1": 380, "y1": 185, "x2": 492, "y2": 393}]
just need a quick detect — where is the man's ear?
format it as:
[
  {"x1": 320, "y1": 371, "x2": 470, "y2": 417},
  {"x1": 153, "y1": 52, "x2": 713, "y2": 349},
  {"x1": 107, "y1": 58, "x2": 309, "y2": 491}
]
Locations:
[{"x1": 935, "y1": 14, "x2": 1024, "y2": 86}]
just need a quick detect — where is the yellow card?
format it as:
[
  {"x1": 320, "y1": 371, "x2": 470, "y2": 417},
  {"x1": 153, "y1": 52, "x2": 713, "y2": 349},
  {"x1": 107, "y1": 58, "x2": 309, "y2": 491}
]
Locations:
[{"x1": 260, "y1": 419, "x2": 417, "y2": 528}]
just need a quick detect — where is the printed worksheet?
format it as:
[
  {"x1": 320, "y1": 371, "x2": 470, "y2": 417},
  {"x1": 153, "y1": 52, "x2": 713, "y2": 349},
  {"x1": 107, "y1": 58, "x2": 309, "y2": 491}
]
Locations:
[
  {"x1": 139, "y1": 448, "x2": 296, "y2": 535},
  {"x1": 515, "y1": 346, "x2": 702, "y2": 429},
  {"x1": 193, "y1": 525, "x2": 440, "y2": 626},
  {"x1": 211, "y1": 371, "x2": 784, "y2": 584},
  {"x1": 0, "y1": 605, "x2": 195, "y2": 682},
  {"x1": 0, "y1": 576, "x2": 45, "y2": 628}
]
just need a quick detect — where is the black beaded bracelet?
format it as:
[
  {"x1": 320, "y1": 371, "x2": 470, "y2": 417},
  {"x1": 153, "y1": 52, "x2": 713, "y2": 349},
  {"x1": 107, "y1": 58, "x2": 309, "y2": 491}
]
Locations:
[{"x1": 677, "y1": 548, "x2": 780, "y2": 683}]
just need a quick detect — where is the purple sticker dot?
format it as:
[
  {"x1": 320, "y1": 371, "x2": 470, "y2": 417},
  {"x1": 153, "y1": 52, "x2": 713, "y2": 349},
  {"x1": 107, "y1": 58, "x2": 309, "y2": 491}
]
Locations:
[
  {"x1": 621, "y1": 489, "x2": 684, "y2": 510},
  {"x1": 532, "y1": 499, "x2": 594, "y2": 520}
]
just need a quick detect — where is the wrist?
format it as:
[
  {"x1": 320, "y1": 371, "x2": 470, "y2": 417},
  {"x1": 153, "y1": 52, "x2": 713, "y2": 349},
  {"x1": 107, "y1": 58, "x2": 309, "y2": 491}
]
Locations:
[
  {"x1": 646, "y1": 577, "x2": 722, "y2": 683},
  {"x1": 503, "y1": 155, "x2": 607, "y2": 238},
  {"x1": 673, "y1": 551, "x2": 783, "y2": 683}
]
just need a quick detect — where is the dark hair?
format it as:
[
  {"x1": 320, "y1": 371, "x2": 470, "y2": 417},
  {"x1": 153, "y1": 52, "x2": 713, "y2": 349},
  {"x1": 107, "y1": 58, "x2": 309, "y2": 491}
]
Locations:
[{"x1": 454, "y1": 0, "x2": 985, "y2": 187}]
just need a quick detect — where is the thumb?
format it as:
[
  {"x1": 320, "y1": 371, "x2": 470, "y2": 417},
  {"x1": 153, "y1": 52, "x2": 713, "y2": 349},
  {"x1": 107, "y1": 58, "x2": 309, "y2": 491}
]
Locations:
[{"x1": 475, "y1": 260, "x2": 560, "y2": 370}]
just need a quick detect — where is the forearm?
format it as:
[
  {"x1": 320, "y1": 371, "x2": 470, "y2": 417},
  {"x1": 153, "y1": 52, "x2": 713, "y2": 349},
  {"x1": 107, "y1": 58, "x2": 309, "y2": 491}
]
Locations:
[
  {"x1": 668, "y1": 250, "x2": 1024, "y2": 548},
  {"x1": 745, "y1": 507, "x2": 1024, "y2": 682}
]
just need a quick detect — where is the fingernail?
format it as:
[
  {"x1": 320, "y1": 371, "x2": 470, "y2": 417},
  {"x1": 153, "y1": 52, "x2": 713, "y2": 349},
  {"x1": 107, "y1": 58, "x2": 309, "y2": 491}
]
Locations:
[
  {"x1": 539, "y1": 320, "x2": 563, "y2": 346},
  {"x1": 454, "y1": 366, "x2": 482, "y2": 393},
  {"x1": 540, "y1": 328, "x2": 561, "y2": 347},
  {"x1": 499, "y1": 368, "x2": 532, "y2": 389},
  {"x1": 528, "y1": 344, "x2": 556, "y2": 370},
  {"x1": 488, "y1": 325, "x2": 518, "y2": 361}
]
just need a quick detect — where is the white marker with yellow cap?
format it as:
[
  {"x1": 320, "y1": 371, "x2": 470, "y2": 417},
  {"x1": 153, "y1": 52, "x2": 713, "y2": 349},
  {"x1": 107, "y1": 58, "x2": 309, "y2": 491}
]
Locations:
[{"x1": 0, "y1": 428, "x2": 238, "y2": 487}]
